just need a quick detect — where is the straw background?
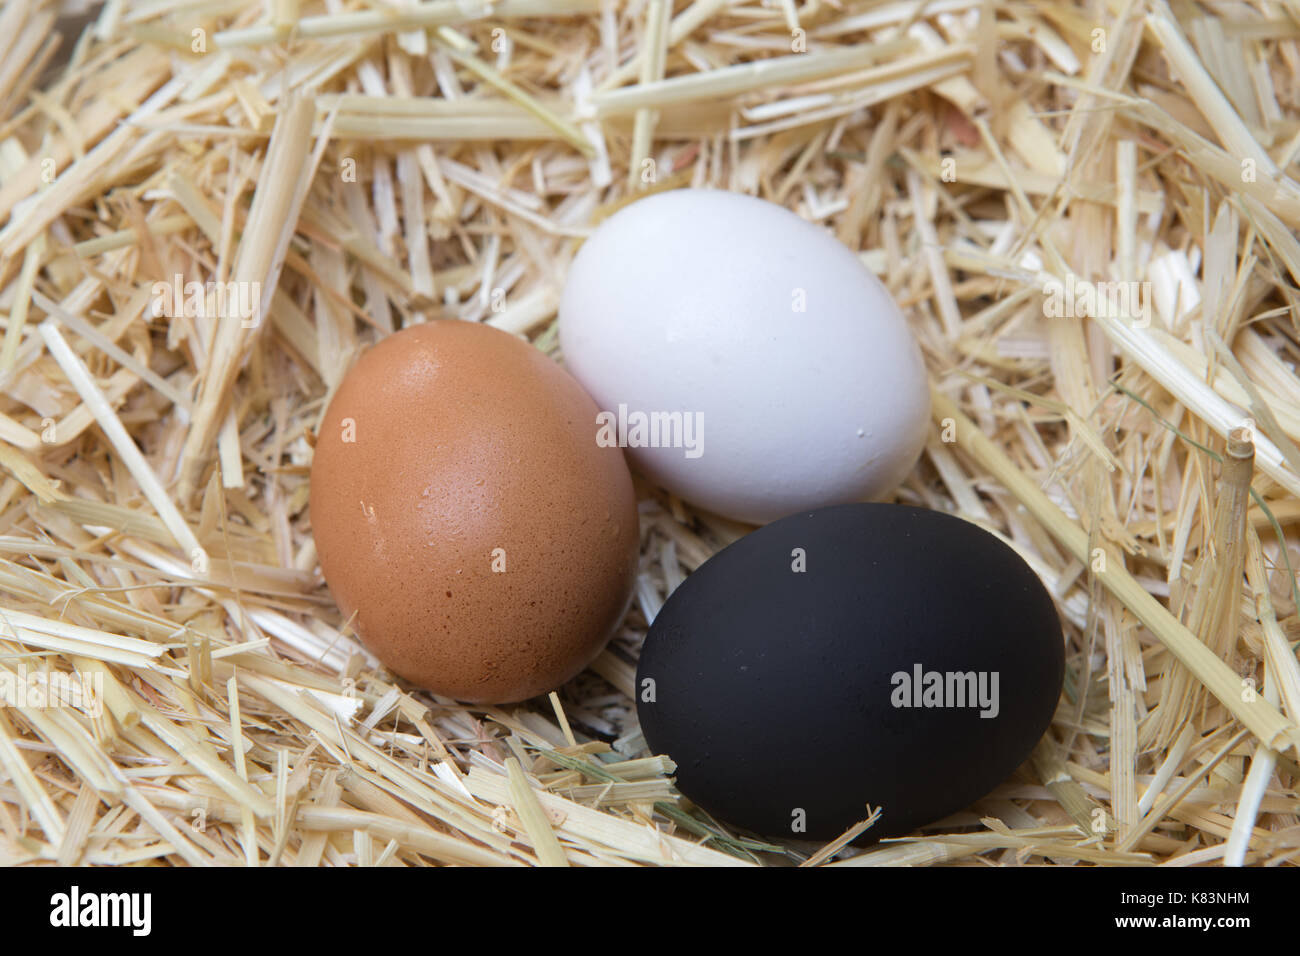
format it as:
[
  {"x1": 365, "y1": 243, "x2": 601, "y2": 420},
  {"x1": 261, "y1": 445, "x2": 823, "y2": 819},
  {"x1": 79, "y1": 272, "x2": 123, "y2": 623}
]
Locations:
[{"x1": 0, "y1": 0, "x2": 1298, "y2": 866}]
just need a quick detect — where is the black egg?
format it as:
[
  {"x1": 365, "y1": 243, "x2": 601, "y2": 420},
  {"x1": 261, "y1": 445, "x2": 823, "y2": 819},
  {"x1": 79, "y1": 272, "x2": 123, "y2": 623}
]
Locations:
[{"x1": 636, "y1": 503, "x2": 1064, "y2": 842}]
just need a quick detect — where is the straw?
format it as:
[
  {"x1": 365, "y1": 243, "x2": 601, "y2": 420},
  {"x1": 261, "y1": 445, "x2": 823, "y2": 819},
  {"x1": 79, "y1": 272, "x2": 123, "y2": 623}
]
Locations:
[{"x1": 1, "y1": 0, "x2": 1298, "y2": 868}]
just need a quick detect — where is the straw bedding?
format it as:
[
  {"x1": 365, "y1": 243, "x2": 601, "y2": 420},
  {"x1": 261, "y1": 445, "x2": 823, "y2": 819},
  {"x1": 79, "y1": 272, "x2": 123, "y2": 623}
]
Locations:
[{"x1": 0, "y1": 0, "x2": 1298, "y2": 866}]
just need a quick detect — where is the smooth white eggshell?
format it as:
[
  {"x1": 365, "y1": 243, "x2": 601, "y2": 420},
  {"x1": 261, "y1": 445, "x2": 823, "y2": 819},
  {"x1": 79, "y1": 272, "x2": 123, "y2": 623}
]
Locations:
[{"x1": 558, "y1": 189, "x2": 929, "y2": 525}]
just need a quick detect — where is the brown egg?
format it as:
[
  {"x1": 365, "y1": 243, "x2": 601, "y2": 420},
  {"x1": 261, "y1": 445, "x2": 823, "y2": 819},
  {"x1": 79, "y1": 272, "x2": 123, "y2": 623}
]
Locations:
[{"x1": 309, "y1": 320, "x2": 639, "y2": 703}]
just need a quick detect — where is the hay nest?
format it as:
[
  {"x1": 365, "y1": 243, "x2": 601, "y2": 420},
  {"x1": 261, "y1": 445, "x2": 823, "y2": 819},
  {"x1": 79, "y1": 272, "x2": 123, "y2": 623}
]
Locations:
[{"x1": 1, "y1": 0, "x2": 1299, "y2": 867}]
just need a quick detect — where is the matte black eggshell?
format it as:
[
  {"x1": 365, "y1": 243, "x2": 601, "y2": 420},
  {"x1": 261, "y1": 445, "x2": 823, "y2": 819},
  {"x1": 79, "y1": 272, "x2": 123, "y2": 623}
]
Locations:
[{"x1": 636, "y1": 503, "x2": 1064, "y2": 841}]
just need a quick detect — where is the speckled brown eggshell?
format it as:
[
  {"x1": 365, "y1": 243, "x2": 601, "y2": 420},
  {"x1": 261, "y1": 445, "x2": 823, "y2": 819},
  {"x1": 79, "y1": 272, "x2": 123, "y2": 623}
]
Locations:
[{"x1": 309, "y1": 320, "x2": 640, "y2": 704}]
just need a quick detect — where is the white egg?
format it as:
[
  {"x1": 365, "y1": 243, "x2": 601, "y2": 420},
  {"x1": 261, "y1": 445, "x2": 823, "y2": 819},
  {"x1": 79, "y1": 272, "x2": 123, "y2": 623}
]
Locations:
[{"x1": 558, "y1": 189, "x2": 929, "y2": 525}]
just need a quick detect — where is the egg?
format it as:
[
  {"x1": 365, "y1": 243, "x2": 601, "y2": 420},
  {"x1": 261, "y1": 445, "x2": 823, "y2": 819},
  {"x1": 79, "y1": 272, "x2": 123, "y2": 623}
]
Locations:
[
  {"x1": 635, "y1": 503, "x2": 1064, "y2": 841},
  {"x1": 309, "y1": 320, "x2": 640, "y2": 704},
  {"x1": 558, "y1": 188, "x2": 929, "y2": 525}
]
